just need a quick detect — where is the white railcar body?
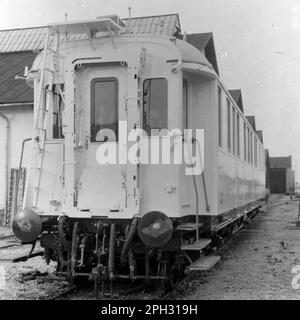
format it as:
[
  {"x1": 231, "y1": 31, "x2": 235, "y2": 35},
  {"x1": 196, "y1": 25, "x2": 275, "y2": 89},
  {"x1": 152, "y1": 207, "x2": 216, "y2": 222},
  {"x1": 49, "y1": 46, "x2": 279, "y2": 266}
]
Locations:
[
  {"x1": 25, "y1": 31, "x2": 265, "y2": 226},
  {"x1": 12, "y1": 17, "x2": 266, "y2": 287}
]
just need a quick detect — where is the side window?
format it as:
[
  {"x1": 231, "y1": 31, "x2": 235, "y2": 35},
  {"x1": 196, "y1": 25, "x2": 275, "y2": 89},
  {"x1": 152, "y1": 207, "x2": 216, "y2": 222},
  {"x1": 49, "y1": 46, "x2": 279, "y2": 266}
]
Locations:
[
  {"x1": 244, "y1": 123, "x2": 247, "y2": 161},
  {"x1": 237, "y1": 113, "x2": 240, "y2": 157},
  {"x1": 91, "y1": 78, "x2": 118, "y2": 142},
  {"x1": 183, "y1": 78, "x2": 188, "y2": 130},
  {"x1": 232, "y1": 106, "x2": 236, "y2": 154},
  {"x1": 258, "y1": 143, "x2": 261, "y2": 169},
  {"x1": 254, "y1": 138, "x2": 257, "y2": 167},
  {"x1": 52, "y1": 84, "x2": 64, "y2": 139},
  {"x1": 250, "y1": 132, "x2": 253, "y2": 164},
  {"x1": 227, "y1": 99, "x2": 231, "y2": 152},
  {"x1": 143, "y1": 78, "x2": 168, "y2": 135},
  {"x1": 218, "y1": 87, "x2": 222, "y2": 147},
  {"x1": 247, "y1": 127, "x2": 251, "y2": 163}
]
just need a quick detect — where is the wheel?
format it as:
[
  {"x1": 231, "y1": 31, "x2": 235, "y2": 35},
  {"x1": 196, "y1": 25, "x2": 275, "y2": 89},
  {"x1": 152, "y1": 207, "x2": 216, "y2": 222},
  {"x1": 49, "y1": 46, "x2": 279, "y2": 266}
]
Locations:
[
  {"x1": 71, "y1": 222, "x2": 80, "y2": 276},
  {"x1": 57, "y1": 216, "x2": 72, "y2": 273},
  {"x1": 160, "y1": 262, "x2": 183, "y2": 293},
  {"x1": 58, "y1": 216, "x2": 72, "y2": 248}
]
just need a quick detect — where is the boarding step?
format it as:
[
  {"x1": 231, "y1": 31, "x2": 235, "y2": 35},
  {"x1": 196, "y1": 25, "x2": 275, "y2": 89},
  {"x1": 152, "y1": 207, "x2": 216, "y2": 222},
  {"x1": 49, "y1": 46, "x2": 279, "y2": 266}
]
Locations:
[
  {"x1": 177, "y1": 223, "x2": 204, "y2": 231},
  {"x1": 188, "y1": 255, "x2": 221, "y2": 271},
  {"x1": 181, "y1": 238, "x2": 211, "y2": 251}
]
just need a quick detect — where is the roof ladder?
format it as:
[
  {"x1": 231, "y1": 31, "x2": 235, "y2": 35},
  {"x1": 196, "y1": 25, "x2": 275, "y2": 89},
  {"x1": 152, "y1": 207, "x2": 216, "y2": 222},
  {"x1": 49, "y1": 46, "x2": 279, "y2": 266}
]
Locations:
[{"x1": 31, "y1": 28, "x2": 61, "y2": 207}]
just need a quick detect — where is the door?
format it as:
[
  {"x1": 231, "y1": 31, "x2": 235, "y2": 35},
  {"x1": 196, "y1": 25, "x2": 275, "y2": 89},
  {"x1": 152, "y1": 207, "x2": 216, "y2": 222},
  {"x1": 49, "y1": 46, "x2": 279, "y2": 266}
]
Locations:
[{"x1": 77, "y1": 65, "x2": 127, "y2": 214}]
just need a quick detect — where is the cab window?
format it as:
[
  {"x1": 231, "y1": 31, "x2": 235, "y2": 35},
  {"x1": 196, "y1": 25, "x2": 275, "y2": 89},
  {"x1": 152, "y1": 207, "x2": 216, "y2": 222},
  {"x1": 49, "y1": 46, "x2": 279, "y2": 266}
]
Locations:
[
  {"x1": 52, "y1": 84, "x2": 64, "y2": 139},
  {"x1": 143, "y1": 78, "x2": 168, "y2": 135}
]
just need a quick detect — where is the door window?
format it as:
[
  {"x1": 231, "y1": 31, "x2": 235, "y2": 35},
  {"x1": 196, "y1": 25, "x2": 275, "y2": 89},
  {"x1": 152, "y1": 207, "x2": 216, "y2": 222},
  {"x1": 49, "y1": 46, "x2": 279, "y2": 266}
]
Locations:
[{"x1": 91, "y1": 78, "x2": 118, "y2": 142}]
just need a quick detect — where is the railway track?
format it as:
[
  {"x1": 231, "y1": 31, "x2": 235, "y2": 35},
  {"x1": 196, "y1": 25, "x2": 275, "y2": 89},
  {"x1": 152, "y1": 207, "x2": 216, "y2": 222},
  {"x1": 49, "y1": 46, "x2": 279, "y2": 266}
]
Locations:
[
  {"x1": 159, "y1": 203, "x2": 273, "y2": 300},
  {"x1": 0, "y1": 234, "x2": 42, "y2": 261},
  {"x1": 43, "y1": 285, "x2": 78, "y2": 300},
  {"x1": 0, "y1": 234, "x2": 15, "y2": 241},
  {"x1": 43, "y1": 205, "x2": 263, "y2": 300},
  {"x1": 5, "y1": 196, "x2": 298, "y2": 300},
  {"x1": 0, "y1": 234, "x2": 21, "y2": 250}
]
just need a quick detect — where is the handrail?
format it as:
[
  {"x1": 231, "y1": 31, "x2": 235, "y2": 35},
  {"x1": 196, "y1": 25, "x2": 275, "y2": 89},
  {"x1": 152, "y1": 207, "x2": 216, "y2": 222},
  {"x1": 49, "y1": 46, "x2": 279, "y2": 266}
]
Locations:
[
  {"x1": 193, "y1": 137, "x2": 210, "y2": 213},
  {"x1": 13, "y1": 138, "x2": 32, "y2": 218},
  {"x1": 184, "y1": 136, "x2": 210, "y2": 241}
]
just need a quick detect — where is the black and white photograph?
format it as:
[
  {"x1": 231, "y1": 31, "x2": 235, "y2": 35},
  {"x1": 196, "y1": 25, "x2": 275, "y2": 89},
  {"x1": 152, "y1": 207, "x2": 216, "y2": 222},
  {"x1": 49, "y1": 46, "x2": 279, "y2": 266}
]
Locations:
[{"x1": 0, "y1": 0, "x2": 299, "y2": 306}]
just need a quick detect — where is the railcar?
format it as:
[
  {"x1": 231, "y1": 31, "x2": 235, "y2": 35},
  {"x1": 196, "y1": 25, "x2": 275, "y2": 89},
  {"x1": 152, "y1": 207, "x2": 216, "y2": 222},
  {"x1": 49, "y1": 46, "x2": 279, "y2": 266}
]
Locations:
[{"x1": 13, "y1": 15, "x2": 266, "y2": 292}]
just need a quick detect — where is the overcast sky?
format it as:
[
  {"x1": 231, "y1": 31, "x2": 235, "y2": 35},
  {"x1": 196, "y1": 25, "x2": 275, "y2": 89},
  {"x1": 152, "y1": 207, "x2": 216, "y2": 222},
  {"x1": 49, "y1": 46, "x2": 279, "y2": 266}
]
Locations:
[{"x1": 1, "y1": 0, "x2": 300, "y2": 182}]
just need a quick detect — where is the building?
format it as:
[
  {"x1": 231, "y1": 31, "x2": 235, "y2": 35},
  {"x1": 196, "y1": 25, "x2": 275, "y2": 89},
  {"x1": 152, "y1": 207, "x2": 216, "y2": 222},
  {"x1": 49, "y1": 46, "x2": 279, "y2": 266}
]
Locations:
[
  {"x1": 0, "y1": 52, "x2": 36, "y2": 223},
  {"x1": 229, "y1": 89, "x2": 244, "y2": 113},
  {"x1": 269, "y1": 156, "x2": 295, "y2": 194},
  {"x1": 265, "y1": 149, "x2": 271, "y2": 192},
  {"x1": 0, "y1": 14, "x2": 219, "y2": 224}
]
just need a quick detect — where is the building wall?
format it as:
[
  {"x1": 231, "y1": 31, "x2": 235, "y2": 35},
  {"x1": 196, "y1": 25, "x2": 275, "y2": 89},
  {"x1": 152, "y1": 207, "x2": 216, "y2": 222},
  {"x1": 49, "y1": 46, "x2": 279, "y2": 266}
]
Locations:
[
  {"x1": 0, "y1": 116, "x2": 8, "y2": 211},
  {"x1": 0, "y1": 106, "x2": 33, "y2": 211},
  {"x1": 270, "y1": 168, "x2": 286, "y2": 194},
  {"x1": 286, "y1": 169, "x2": 295, "y2": 194}
]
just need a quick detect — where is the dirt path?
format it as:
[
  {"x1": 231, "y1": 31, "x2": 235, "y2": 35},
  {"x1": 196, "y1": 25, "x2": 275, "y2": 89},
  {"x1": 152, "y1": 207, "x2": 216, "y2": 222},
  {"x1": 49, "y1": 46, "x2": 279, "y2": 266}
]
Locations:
[{"x1": 183, "y1": 195, "x2": 300, "y2": 300}]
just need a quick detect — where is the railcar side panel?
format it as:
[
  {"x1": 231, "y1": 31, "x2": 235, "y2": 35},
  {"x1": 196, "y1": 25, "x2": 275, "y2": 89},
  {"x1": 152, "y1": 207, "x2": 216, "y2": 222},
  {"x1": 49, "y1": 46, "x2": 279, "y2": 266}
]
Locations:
[
  {"x1": 35, "y1": 141, "x2": 63, "y2": 215},
  {"x1": 179, "y1": 73, "x2": 218, "y2": 216}
]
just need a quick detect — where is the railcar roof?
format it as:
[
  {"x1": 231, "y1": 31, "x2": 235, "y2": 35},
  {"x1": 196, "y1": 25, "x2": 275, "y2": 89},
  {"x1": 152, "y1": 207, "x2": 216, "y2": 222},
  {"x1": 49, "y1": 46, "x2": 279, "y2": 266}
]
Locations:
[
  {"x1": 0, "y1": 14, "x2": 181, "y2": 106},
  {"x1": 0, "y1": 14, "x2": 181, "y2": 53},
  {"x1": 0, "y1": 14, "x2": 220, "y2": 105},
  {"x1": 173, "y1": 37, "x2": 213, "y2": 69}
]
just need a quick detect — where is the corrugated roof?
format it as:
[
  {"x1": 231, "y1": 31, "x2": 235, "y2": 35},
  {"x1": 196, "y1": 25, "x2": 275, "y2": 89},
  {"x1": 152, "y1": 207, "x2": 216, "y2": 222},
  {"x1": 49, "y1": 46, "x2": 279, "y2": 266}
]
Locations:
[
  {"x1": 186, "y1": 33, "x2": 219, "y2": 75},
  {"x1": 0, "y1": 27, "x2": 48, "y2": 53},
  {"x1": 123, "y1": 14, "x2": 181, "y2": 37},
  {"x1": 270, "y1": 156, "x2": 292, "y2": 169},
  {"x1": 0, "y1": 14, "x2": 181, "y2": 53},
  {"x1": 229, "y1": 89, "x2": 244, "y2": 113},
  {"x1": 0, "y1": 51, "x2": 36, "y2": 104}
]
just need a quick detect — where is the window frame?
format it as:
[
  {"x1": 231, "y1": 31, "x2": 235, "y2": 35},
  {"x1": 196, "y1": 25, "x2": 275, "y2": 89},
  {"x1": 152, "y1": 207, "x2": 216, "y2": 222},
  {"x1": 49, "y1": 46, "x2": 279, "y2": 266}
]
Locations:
[
  {"x1": 46, "y1": 84, "x2": 65, "y2": 140},
  {"x1": 218, "y1": 87, "x2": 222, "y2": 147},
  {"x1": 90, "y1": 77, "x2": 119, "y2": 143},
  {"x1": 247, "y1": 127, "x2": 251, "y2": 163},
  {"x1": 250, "y1": 132, "x2": 253, "y2": 164},
  {"x1": 142, "y1": 77, "x2": 168, "y2": 135},
  {"x1": 227, "y1": 99, "x2": 231, "y2": 152},
  {"x1": 232, "y1": 106, "x2": 236, "y2": 155},
  {"x1": 183, "y1": 78, "x2": 188, "y2": 130},
  {"x1": 243, "y1": 122, "x2": 247, "y2": 161},
  {"x1": 254, "y1": 137, "x2": 257, "y2": 167},
  {"x1": 236, "y1": 113, "x2": 240, "y2": 157}
]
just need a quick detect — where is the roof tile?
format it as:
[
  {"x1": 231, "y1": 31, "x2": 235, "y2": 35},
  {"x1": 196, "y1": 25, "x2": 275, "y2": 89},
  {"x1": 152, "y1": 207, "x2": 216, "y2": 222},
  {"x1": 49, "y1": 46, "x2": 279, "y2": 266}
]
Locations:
[{"x1": 0, "y1": 51, "x2": 36, "y2": 104}]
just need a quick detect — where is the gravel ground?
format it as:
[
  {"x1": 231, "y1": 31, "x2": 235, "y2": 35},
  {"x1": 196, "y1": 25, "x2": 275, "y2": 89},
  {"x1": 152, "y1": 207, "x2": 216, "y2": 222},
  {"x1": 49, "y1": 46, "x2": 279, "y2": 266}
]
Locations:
[
  {"x1": 0, "y1": 245, "x2": 66, "y2": 300},
  {"x1": 0, "y1": 195, "x2": 300, "y2": 300},
  {"x1": 182, "y1": 195, "x2": 300, "y2": 300},
  {"x1": 0, "y1": 226, "x2": 13, "y2": 237}
]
